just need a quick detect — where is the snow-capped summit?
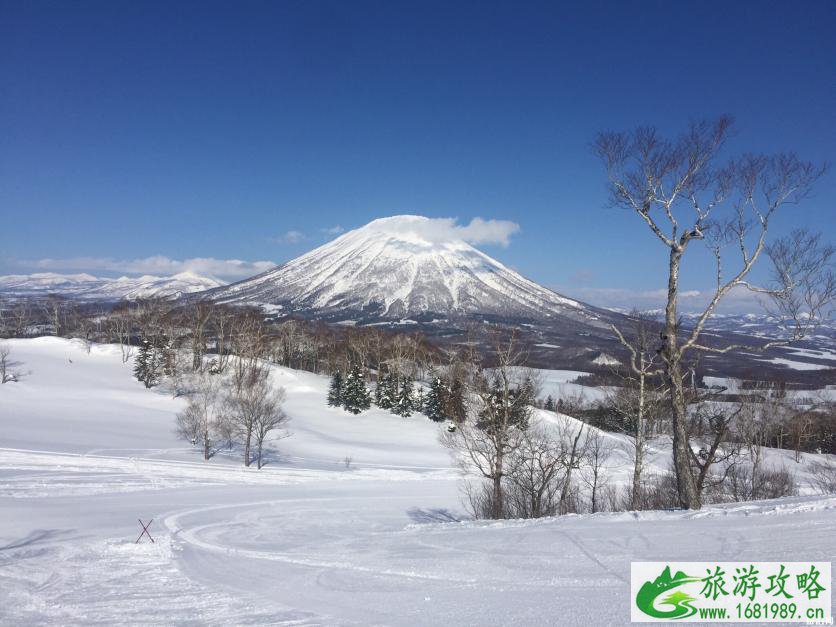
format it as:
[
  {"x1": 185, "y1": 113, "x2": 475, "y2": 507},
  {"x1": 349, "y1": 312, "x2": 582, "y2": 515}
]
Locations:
[
  {"x1": 208, "y1": 215, "x2": 593, "y2": 322},
  {"x1": 0, "y1": 271, "x2": 225, "y2": 301}
]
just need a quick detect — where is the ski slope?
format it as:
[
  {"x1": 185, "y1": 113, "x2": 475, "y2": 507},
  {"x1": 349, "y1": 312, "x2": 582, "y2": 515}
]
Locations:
[{"x1": 1, "y1": 338, "x2": 835, "y2": 625}]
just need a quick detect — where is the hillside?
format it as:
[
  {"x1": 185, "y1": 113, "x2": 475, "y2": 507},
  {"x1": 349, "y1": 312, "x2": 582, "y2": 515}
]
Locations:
[{"x1": 1, "y1": 338, "x2": 835, "y2": 623}]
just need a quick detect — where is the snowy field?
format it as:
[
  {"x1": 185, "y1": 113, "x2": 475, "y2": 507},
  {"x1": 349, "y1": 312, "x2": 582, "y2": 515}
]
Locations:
[{"x1": 1, "y1": 338, "x2": 835, "y2": 625}]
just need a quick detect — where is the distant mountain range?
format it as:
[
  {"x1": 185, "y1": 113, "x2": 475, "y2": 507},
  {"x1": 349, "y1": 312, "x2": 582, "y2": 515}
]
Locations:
[
  {"x1": 0, "y1": 271, "x2": 225, "y2": 301},
  {"x1": 3, "y1": 216, "x2": 831, "y2": 382}
]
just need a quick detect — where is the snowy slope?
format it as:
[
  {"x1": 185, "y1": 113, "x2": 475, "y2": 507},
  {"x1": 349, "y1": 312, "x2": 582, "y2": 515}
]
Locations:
[
  {"x1": 2, "y1": 338, "x2": 835, "y2": 625},
  {"x1": 0, "y1": 337, "x2": 450, "y2": 469},
  {"x1": 0, "y1": 271, "x2": 225, "y2": 301},
  {"x1": 206, "y1": 215, "x2": 597, "y2": 322}
]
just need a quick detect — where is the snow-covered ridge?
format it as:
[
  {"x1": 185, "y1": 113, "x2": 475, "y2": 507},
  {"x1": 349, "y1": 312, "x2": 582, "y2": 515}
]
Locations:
[
  {"x1": 209, "y1": 215, "x2": 590, "y2": 321},
  {"x1": 0, "y1": 271, "x2": 225, "y2": 301}
]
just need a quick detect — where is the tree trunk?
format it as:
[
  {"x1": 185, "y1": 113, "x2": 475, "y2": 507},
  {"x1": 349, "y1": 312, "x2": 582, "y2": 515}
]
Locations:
[
  {"x1": 560, "y1": 425, "x2": 584, "y2": 514},
  {"x1": 664, "y1": 249, "x2": 701, "y2": 509},
  {"x1": 631, "y1": 361, "x2": 645, "y2": 510},
  {"x1": 203, "y1": 424, "x2": 210, "y2": 461},
  {"x1": 492, "y1": 448, "x2": 504, "y2": 519},
  {"x1": 244, "y1": 428, "x2": 252, "y2": 467},
  {"x1": 667, "y1": 356, "x2": 701, "y2": 509}
]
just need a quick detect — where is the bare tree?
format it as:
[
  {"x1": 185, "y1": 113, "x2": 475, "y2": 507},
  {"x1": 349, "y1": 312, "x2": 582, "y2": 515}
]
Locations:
[
  {"x1": 226, "y1": 364, "x2": 264, "y2": 466},
  {"x1": 736, "y1": 381, "x2": 791, "y2": 496},
  {"x1": 185, "y1": 300, "x2": 214, "y2": 372},
  {"x1": 594, "y1": 117, "x2": 831, "y2": 509},
  {"x1": 558, "y1": 417, "x2": 587, "y2": 514},
  {"x1": 211, "y1": 304, "x2": 235, "y2": 373},
  {"x1": 107, "y1": 305, "x2": 135, "y2": 363},
  {"x1": 810, "y1": 461, "x2": 836, "y2": 495},
  {"x1": 581, "y1": 429, "x2": 615, "y2": 513},
  {"x1": 0, "y1": 296, "x2": 7, "y2": 338},
  {"x1": 442, "y1": 328, "x2": 535, "y2": 519},
  {"x1": 788, "y1": 410, "x2": 816, "y2": 463},
  {"x1": 610, "y1": 311, "x2": 665, "y2": 509},
  {"x1": 0, "y1": 343, "x2": 21, "y2": 383},
  {"x1": 230, "y1": 308, "x2": 268, "y2": 391},
  {"x1": 251, "y1": 385, "x2": 289, "y2": 469},
  {"x1": 176, "y1": 372, "x2": 225, "y2": 460},
  {"x1": 225, "y1": 365, "x2": 289, "y2": 468},
  {"x1": 688, "y1": 401, "x2": 741, "y2": 496},
  {"x1": 505, "y1": 422, "x2": 567, "y2": 518},
  {"x1": 9, "y1": 300, "x2": 33, "y2": 338},
  {"x1": 41, "y1": 294, "x2": 67, "y2": 336}
]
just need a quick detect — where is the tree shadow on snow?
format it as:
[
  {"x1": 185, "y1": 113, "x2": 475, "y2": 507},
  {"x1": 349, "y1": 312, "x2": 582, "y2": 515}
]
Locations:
[
  {"x1": 0, "y1": 529, "x2": 75, "y2": 551},
  {"x1": 406, "y1": 507, "x2": 462, "y2": 524}
]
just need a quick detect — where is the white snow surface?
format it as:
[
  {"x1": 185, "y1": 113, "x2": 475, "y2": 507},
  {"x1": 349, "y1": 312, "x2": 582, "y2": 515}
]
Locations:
[
  {"x1": 0, "y1": 271, "x2": 225, "y2": 301},
  {"x1": 210, "y1": 215, "x2": 589, "y2": 320},
  {"x1": 1, "y1": 337, "x2": 835, "y2": 625}
]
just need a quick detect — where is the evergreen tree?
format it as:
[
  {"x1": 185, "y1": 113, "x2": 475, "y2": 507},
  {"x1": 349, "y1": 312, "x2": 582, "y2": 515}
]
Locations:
[
  {"x1": 342, "y1": 362, "x2": 371, "y2": 414},
  {"x1": 375, "y1": 370, "x2": 396, "y2": 410},
  {"x1": 327, "y1": 370, "x2": 343, "y2": 406},
  {"x1": 414, "y1": 387, "x2": 425, "y2": 414},
  {"x1": 133, "y1": 337, "x2": 163, "y2": 388},
  {"x1": 395, "y1": 376, "x2": 415, "y2": 417},
  {"x1": 544, "y1": 395, "x2": 555, "y2": 412},
  {"x1": 374, "y1": 371, "x2": 383, "y2": 406},
  {"x1": 133, "y1": 339, "x2": 151, "y2": 387},
  {"x1": 423, "y1": 374, "x2": 446, "y2": 422},
  {"x1": 444, "y1": 377, "x2": 468, "y2": 424},
  {"x1": 477, "y1": 379, "x2": 535, "y2": 432}
]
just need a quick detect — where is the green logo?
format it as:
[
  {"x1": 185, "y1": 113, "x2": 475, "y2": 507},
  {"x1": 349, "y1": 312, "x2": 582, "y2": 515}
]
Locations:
[{"x1": 636, "y1": 566, "x2": 702, "y2": 620}]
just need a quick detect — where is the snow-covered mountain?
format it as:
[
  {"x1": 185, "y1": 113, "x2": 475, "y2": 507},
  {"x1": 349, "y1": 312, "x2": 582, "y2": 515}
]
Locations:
[
  {"x1": 0, "y1": 271, "x2": 225, "y2": 301},
  {"x1": 206, "y1": 215, "x2": 601, "y2": 323},
  {"x1": 607, "y1": 307, "x2": 836, "y2": 344}
]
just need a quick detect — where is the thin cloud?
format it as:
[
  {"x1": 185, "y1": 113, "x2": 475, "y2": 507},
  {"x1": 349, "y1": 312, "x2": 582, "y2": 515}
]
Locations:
[
  {"x1": 24, "y1": 256, "x2": 277, "y2": 281},
  {"x1": 272, "y1": 230, "x2": 306, "y2": 245},
  {"x1": 321, "y1": 225, "x2": 345, "y2": 236}
]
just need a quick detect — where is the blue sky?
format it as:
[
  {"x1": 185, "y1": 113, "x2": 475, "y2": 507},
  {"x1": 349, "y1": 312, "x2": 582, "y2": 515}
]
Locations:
[{"x1": 1, "y1": 1, "x2": 834, "y2": 311}]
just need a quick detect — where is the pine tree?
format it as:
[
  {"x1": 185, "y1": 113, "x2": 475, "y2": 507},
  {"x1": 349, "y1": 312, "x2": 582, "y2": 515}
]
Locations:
[
  {"x1": 544, "y1": 395, "x2": 555, "y2": 412},
  {"x1": 342, "y1": 362, "x2": 371, "y2": 414},
  {"x1": 133, "y1": 337, "x2": 162, "y2": 388},
  {"x1": 414, "y1": 387, "x2": 425, "y2": 414},
  {"x1": 375, "y1": 370, "x2": 396, "y2": 410},
  {"x1": 395, "y1": 376, "x2": 415, "y2": 417},
  {"x1": 445, "y1": 377, "x2": 468, "y2": 424},
  {"x1": 327, "y1": 370, "x2": 343, "y2": 406},
  {"x1": 133, "y1": 339, "x2": 151, "y2": 387},
  {"x1": 477, "y1": 379, "x2": 534, "y2": 432},
  {"x1": 423, "y1": 374, "x2": 446, "y2": 422}
]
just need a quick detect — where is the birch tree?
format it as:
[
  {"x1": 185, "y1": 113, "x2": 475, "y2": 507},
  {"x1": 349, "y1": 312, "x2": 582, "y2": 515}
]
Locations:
[
  {"x1": 593, "y1": 117, "x2": 832, "y2": 509},
  {"x1": 176, "y1": 372, "x2": 224, "y2": 460},
  {"x1": 610, "y1": 311, "x2": 665, "y2": 510}
]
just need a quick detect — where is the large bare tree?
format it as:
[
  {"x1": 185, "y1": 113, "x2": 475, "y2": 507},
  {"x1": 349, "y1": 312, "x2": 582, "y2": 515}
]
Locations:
[
  {"x1": 594, "y1": 117, "x2": 832, "y2": 509},
  {"x1": 442, "y1": 328, "x2": 536, "y2": 518}
]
